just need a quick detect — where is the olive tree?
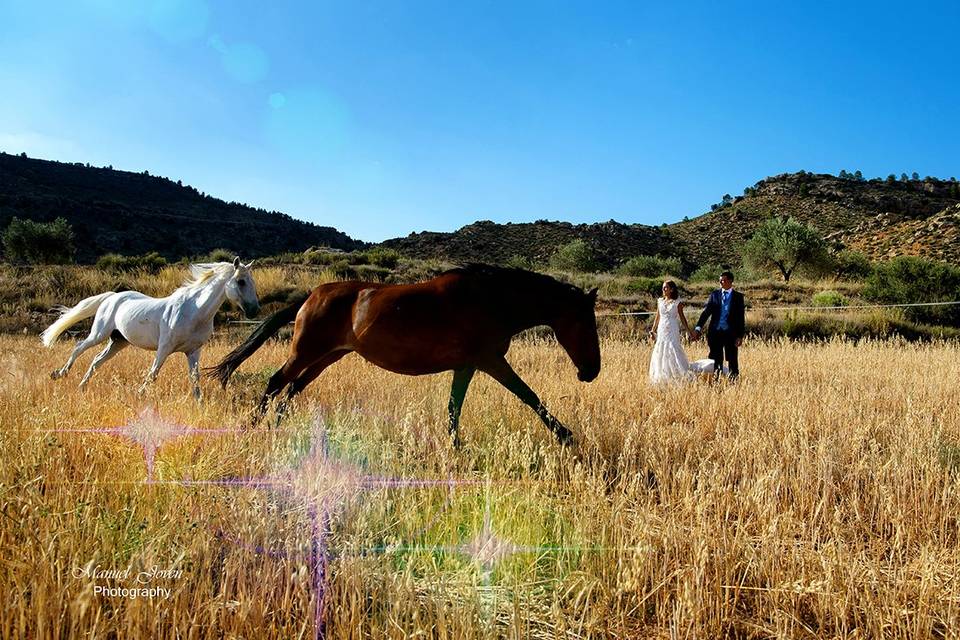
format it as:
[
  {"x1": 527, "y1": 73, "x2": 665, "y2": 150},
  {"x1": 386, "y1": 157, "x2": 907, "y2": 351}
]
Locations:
[{"x1": 742, "y1": 217, "x2": 829, "y2": 282}]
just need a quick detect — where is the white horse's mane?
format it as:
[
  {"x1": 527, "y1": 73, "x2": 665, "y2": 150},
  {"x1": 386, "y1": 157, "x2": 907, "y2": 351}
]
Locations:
[{"x1": 180, "y1": 262, "x2": 236, "y2": 290}]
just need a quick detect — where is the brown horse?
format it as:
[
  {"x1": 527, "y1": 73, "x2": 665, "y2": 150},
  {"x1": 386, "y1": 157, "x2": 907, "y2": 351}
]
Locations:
[{"x1": 207, "y1": 264, "x2": 600, "y2": 446}]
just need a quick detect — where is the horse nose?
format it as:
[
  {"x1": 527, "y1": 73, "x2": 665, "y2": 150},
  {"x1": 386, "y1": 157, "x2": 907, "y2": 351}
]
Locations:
[
  {"x1": 245, "y1": 304, "x2": 260, "y2": 319},
  {"x1": 578, "y1": 367, "x2": 599, "y2": 382}
]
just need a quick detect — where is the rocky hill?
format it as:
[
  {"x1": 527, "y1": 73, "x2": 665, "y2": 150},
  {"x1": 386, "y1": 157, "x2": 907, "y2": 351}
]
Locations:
[
  {"x1": 382, "y1": 219, "x2": 672, "y2": 270},
  {"x1": 383, "y1": 172, "x2": 960, "y2": 269},
  {"x1": 671, "y1": 172, "x2": 960, "y2": 266},
  {"x1": 0, "y1": 152, "x2": 365, "y2": 263}
]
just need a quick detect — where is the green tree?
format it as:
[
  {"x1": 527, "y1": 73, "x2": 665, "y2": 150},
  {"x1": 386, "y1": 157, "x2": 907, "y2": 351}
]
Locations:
[
  {"x1": 741, "y1": 217, "x2": 829, "y2": 282},
  {"x1": 549, "y1": 239, "x2": 598, "y2": 273},
  {"x1": 2, "y1": 217, "x2": 75, "y2": 264}
]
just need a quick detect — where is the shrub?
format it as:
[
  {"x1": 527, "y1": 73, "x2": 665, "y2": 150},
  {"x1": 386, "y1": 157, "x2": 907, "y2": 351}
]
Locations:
[
  {"x1": 301, "y1": 250, "x2": 344, "y2": 266},
  {"x1": 549, "y1": 240, "x2": 598, "y2": 273},
  {"x1": 864, "y1": 256, "x2": 960, "y2": 326},
  {"x1": 812, "y1": 290, "x2": 848, "y2": 308},
  {"x1": 96, "y1": 251, "x2": 168, "y2": 273},
  {"x1": 2, "y1": 217, "x2": 75, "y2": 264},
  {"x1": 351, "y1": 264, "x2": 392, "y2": 281},
  {"x1": 626, "y1": 276, "x2": 670, "y2": 299},
  {"x1": 832, "y1": 250, "x2": 873, "y2": 280},
  {"x1": 617, "y1": 255, "x2": 682, "y2": 278},
  {"x1": 365, "y1": 247, "x2": 401, "y2": 269},
  {"x1": 688, "y1": 263, "x2": 728, "y2": 283},
  {"x1": 504, "y1": 254, "x2": 534, "y2": 270},
  {"x1": 204, "y1": 248, "x2": 235, "y2": 263}
]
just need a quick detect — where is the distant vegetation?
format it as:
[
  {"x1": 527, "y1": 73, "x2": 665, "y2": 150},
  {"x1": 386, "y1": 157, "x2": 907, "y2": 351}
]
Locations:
[
  {"x1": 0, "y1": 152, "x2": 365, "y2": 263},
  {"x1": 2, "y1": 217, "x2": 74, "y2": 264}
]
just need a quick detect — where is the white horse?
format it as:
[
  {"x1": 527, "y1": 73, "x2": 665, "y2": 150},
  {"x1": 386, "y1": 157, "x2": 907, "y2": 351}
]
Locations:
[{"x1": 41, "y1": 258, "x2": 260, "y2": 398}]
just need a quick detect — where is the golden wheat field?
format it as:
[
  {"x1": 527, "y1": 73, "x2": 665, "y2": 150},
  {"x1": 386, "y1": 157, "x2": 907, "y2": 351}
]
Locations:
[{"x1": 2, "y1": 329, "x2": 960, "y2": 639}]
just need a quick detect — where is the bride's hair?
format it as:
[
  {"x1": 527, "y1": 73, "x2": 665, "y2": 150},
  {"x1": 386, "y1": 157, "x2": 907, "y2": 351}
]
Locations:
[{"x1": 662, "y1": 280, "x2": 679, "y2": 300}]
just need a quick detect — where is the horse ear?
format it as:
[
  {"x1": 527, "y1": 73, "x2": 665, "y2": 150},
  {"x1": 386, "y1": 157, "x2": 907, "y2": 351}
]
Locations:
[
  {"x1": 245, "y1": 260, "x2": 255, "y2": 269},
  {"x1": 587, "y1": 287, "x2": 598, "y2": 304},
  {"x1": 233, "y1": 256, "x2": 241, "y2": 268}
]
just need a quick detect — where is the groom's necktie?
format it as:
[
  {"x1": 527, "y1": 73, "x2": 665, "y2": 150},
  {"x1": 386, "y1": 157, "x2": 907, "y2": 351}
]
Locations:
[{"x1": 719, "y1": 290, "x2": 731, "y2": 330}]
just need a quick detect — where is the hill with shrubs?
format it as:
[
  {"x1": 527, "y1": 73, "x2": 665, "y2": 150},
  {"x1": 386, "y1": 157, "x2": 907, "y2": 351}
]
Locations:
[
  {"x1": 381, "y1": 171, "x2": 960, "y2": 270},
  {"x1": 0, "y1": 152, "x2": 365, "y2": 263}
]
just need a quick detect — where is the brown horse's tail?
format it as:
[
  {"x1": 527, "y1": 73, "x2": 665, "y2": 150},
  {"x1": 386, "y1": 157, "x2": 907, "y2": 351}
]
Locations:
[{"x1": 205, "y1": 293, "x2": 310, "y2": 387}]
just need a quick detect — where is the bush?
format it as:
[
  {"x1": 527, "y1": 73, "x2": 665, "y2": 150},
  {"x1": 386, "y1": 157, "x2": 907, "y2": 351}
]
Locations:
[
  {"x1": 351, "y1": 264, "x2": 392, "y2": 281},
  {"x1": 504, "y1": 254, "x2": 534, "y2": 270},
  {"x1": 864, "y1": 256, "x2": 960, "y2": 326},
  {"x1": 301, "y1": 250, "x2": 342, "y2": 266},
  {"x1": 549, "y1": 240, "x2": 598, "y2": 273},
  {"x1": 688, "y1": 263, "x2": 728, "y2": 283},
  {"x1": 812, "y1": 290, "x2": 848, "y2": 308},
  {"x1": 96, "y1": 251, "x2": 168, "y2": 273},
  {"x1": 626, "y1": 276, "x2": 671, "y2": 299},
  {"x1": 365, "y1": 247, "x2": 401, "y2": 270},
  {"x1": 832, "y1": 250, "x2": 873, "y2": 280},
  {"x1": 2, "y1": 217, "x2": 75, "y2": 264},
  {"x1": 204, "y1": 248, "x2": 235, "y2": 263},
  {"x1": 617, "y1": 255, "x2": 682, "y2": 278}
]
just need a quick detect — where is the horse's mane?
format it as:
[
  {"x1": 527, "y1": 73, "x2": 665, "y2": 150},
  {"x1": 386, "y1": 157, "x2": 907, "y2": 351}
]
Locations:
[
  {"x1": 445, "y1": 263, "x2": 584, "y2": 298},
  {"x1": 179, "y1": 262, "x2": 235, "y2": 290}
]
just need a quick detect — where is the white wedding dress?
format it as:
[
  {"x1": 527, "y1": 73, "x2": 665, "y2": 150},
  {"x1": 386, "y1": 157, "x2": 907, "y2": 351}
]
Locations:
[{"x1": 648, "y1": 298, "x2": 693, "y2": 385}]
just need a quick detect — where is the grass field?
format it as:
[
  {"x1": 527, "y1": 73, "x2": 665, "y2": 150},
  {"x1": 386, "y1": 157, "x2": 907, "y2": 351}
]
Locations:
[{"x1": 2, "y1": 332, "x2": 959, "y2": 638}]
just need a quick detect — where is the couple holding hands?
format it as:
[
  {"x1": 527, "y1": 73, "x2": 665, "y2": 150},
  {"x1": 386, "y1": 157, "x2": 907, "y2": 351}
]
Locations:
[{"x1": 648, "y1": 271, "x2": 745, "y2": 385}]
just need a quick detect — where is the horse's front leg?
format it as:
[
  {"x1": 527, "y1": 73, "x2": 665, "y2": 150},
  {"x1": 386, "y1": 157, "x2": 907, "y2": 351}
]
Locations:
[
  {"x1": 186, "y1": 349, "x2": 202, "y2": 401},
  {"x1": 479, "y1": 357, "x2": 574, "y2": 445},
  {"x1": 139, "y1": 342, "x2": 174, "y2": 394}
]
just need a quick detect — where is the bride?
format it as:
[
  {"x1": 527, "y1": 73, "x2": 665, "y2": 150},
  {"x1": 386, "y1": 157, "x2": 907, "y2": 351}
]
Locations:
[{"x1": 648, "y1": 280, "x2": 696, "y2": 385}]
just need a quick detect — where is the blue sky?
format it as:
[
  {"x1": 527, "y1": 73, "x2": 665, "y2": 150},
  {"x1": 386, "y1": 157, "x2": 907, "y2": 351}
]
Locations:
[{"x1": 2, "y1": 1, "x2": 958, "y2": 241}]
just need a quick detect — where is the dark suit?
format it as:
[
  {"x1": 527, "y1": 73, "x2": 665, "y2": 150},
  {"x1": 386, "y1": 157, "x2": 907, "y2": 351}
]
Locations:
[{"x1": 696, "y1": 288, "x2": 745, "y2": 379}]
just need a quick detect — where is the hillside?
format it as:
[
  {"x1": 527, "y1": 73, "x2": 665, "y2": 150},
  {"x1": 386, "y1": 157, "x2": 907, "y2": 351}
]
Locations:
[
  {"x1": 382, "y1": 220, "x2": 672, "y2": 270},
  {"x1": 382, "y1": 172, "x2": 960, "y2": 269},
  {"x1": 0, "y1": 152, "x2": 365, "y2": 263},
  {"x1": 671, "y1": 172, "x2": 960, "y2": 266}
]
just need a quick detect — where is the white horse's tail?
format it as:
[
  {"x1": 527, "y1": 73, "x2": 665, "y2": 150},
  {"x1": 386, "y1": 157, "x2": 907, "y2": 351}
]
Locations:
[{"x1": 41, "y1": 291, "x2": 115, "y2": 347}]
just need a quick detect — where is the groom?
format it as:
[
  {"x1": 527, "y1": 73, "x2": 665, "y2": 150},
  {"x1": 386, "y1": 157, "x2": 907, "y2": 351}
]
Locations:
[{"x1": 692, "y1": 270, "x2": 745, "y2": 381}]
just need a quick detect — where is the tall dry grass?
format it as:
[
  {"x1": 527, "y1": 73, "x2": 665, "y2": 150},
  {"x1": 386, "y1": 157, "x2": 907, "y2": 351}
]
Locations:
[{"x1": 1, "y1": 333, "x2": 959, "y2": 638}]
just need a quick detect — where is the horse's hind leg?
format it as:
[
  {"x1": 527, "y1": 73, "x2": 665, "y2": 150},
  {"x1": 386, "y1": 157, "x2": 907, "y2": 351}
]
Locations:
[
  {"x1": 274, "y1": 350, "x2": 349, "y2": 425},
  {"x1": 479, "y1": 357, "x2": 574, "y2": 445},
  {"x1": 78, "y1": 333, "x2": 129, "y2": 388},
  {"x1": 254, "y1": 355, "x2": 313, "y2": 424},
  {"x1": 51, "y1": 316, "x2": 114, "y2": 379},
  {"x1": 186, "y1": 349, "x2": 202, "y2": 401},
  {"x1": 448, "y1": 367, "x2": 476, "y2": 449}
]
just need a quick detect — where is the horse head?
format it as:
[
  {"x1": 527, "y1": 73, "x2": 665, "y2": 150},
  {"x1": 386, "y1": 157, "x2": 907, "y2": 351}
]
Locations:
[
  {"x1": 225, "y1": 257, "x2": 261, "y2": 319},
  {"x1": 551, "y1": 286, "x2": 601, "y2": 382}
]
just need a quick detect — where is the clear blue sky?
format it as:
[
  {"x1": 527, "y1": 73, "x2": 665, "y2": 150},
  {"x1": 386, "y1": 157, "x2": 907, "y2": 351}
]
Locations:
[{"x1": 2, "y1": 1, "x2": 958, "y2": 242}]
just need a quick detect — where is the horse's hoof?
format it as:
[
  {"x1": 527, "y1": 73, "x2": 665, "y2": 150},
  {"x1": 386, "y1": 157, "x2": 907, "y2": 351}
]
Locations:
[
  {"x1": 556, "y1": 429, "x2": 575, "y2": 447},
  {"x1": 50, "y1": 370, "x2": 63, "y2": 380}
]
